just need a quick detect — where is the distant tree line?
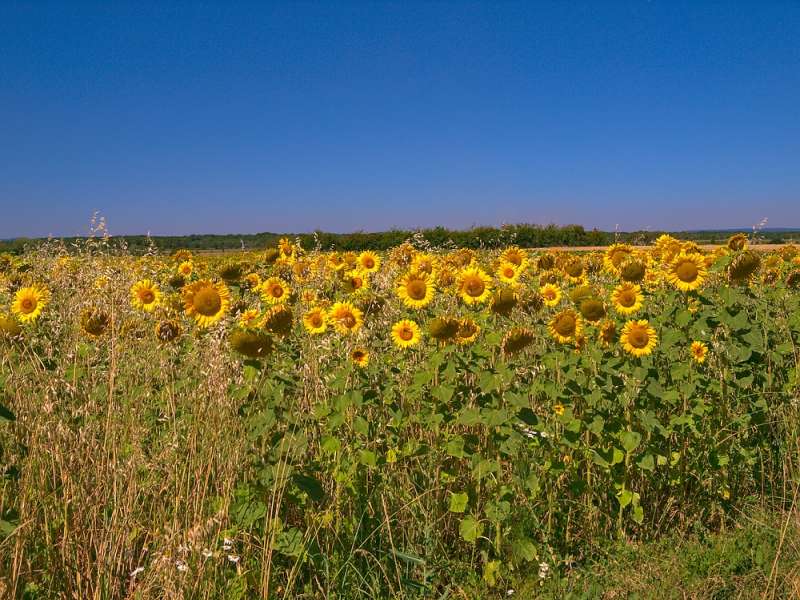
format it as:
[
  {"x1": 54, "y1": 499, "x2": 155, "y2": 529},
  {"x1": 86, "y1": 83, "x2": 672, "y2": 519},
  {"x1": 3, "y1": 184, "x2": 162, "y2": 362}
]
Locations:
[{"x1": 1, "y1": 224, "x2": 798, "y2": 255}]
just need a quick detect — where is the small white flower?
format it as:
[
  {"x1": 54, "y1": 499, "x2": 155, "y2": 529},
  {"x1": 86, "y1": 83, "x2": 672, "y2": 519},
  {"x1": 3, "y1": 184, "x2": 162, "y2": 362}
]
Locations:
[
  {"x1": 201, "y1": 549, "x2": 213, "y2": 558},
  {"x1": 506, "y1": 590, "x2": 515, "y2": 596},
  {"x1": 130, "y1": 567, "x2": 144, "y2": 578},
  {"x1": 223, "y1": 537, "x2": 234, "y2": 551},
  {"x1": 176, "y1": 559, "x2": 188, "y2": 572},
  {"x1": 227, "y1": 554, "x2": 240, "y2": 563},
  {"x1": 538, "y1": 561, "x2": 550, "y2": 579},
  {"x1": 178, "y1": 544, "x2": 189, "y2": 554}
]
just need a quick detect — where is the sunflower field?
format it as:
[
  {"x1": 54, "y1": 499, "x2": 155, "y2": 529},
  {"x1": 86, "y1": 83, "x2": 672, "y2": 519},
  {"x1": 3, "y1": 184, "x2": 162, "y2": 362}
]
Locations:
[{"x1": 1, "y1": 233, "x2": 800, "y2": 598}]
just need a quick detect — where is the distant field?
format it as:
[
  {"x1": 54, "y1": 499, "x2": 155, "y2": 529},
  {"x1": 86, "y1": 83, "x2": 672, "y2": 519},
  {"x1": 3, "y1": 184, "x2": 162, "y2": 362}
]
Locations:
[{"x1": 1, "y1": 235, "x2": 799, "y2": 598}]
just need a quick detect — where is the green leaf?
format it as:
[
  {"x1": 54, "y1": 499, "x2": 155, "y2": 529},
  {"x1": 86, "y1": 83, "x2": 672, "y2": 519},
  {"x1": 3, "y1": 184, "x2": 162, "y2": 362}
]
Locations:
[
  {"x1": 359, "y1": 450, "x2": 377, "y2": 468},
  {"x1": 459, "y1": 516, "x2": 484, "y2": 542},
  {"x1": 392, "y1": 549, "x2": 426, "y2": 566},
  {"x1": 617, "y1": 489, "x2": 633, "y2": 508},
  {"x1": 636, "y1": 453, "x2": 655, "y2": 472},
  {"x1": 632, "y1": 504, "x2": 644, "y2": 524},
  {"x1": 0, "y1": 403, "x2": 14, "y2": 422},
  {"x1": 446, "y1": 436, "x2": 466, "y2": 458},
  {"x1": 320, "y1": 436, "x2": 341, "y2": 454},
  {"x1": 511, "y1": 537, "x2": 538, "y2": 563},
  {"x1": 449, "y1": 492, "x2": 469, "y2": 513},
  {"x1": 620, "y1": 431, "x2": 642, "y2": 454}
]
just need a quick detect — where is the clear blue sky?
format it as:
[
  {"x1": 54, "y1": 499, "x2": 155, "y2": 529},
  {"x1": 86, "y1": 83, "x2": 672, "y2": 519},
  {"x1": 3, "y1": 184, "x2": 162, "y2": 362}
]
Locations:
[{"x1": 2, "y1": 1, "x2": 799, "y2": 238}]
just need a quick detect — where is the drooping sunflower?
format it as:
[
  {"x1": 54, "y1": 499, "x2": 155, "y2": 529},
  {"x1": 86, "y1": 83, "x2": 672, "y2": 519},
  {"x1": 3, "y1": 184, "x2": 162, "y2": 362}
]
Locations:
[
  {"x1": 727, "y1": 233, "x2": 749, "y2": 252},
  {"x1": 230, "y1": 328, "x2": 274, "y2": 358},
  {"x1": 501, "y1": 327, "x2": 535, "y2": 356},
  {"x1": 351, "y1": 347, "x2": 370, "y2": 367},
  {"x1": 456, "y1": 317, "x2": 480, "y2": 345},
  {"x1": 261, "y1": 277, "x2": 291, "y2": 305},
  {"x1": 611, "y1": 282, "x2": 644, "y2": 315},
  {"x1": 539, "y1": 283, "x2": 561, "y2": 308},
  {"x1": 182, "y1": 279, "x2": 231, "y2": 328},
  {"x1": 548, "y1": 309, "x2": 583, "y2": 344},
  {"x1": 302, "y1": 307, "x2": 327, "y2": 334},
  {"x1": 457, "y1": 267, "x2": 492, "y2": 305},
  {"x1": 598, "y1": 320, "x2": 616, "y2": 347},
  {"x1": 80, "y1": 307, "x2": 110, "y2": 337},
  {"x1": 667, "y1": 253, "x2": 707, "y2": 292},
  {"x1": 491, "y1": 288, "x2": 518, "y2": 316},
  {"x1": 562, "y1": 257, "x2": 585, "y2": 283},
  {"x1": 262, "y1": 304, "x2": 293, "y2": 336},
  {"x1": 357, "y1": 251, "x2": 381, "y2": 273},
  {"x1": 328, "y1": 301, "x2": 363, "y2": 335},
  {"x1": 0, "y1": 312, "x2": 22, "y2": 338},
  {"x1": 690, "y1": 341, "x2": 709, "y2": 364},
  {"x1": 428, "y1": 316, "x2": 461, "y2": 343},
  {"x1": 155, "y1": 319, "x2": 182, "y2": 343},
  {"x1": 620, "y1": 320, "x2": 658, "y2": 357},
  {"x1": 391, "y1": 319, "x2": 421, "y2": 349},
  {"x1": 728, "y1": 251, "x2": 761, "y2": 283},
  {"x1": 579, "y1": 297, "x2": 606, "y2": 322},
  {"x1": 397, "y1": 271, "x2": 435, "y2": 309},
  {"x1": 131, "y1": 279, "x2": 161, "y2": 312},
  {"x1": 12, "y1": 285, "x2": 50, "y2": 322}
]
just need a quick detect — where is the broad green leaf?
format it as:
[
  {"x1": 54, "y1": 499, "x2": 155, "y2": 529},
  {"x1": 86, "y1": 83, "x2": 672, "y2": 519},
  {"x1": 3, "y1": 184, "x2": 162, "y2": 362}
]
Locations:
[{"x1": 449, "y1": 492, "x2": 469, "y2": 513}]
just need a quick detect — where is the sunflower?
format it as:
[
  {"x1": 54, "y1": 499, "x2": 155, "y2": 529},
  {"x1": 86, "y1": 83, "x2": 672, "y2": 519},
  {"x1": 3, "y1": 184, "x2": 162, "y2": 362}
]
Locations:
[
  {"x1": 239, "y1": 308, "x2": 261, "y2": 328},
  {"x1": 428, "y1": 316, "x2": 461, "y2": 342},
  {"x1": 500, "y1": 246, "x2": 528, "y2": 268},
  {"x1": 261, "y1": 277, "x2": 291, "y2": 304},
  {"x1": 262, "y1": 304, "x2": 293, "y2": 336},
  {"x1": 177, "y1": 261, "x2": 194, "y2": 277},
  {"x1": 397, "y1": 271, "x2": 435, "y2": 309},
  {"x1": 603, "y1": 243, "x2": 634, "y2": 274},
  {"x1": 620, "y1": 320, "x2": 658, "y2": 357},
  {"x1": 243, "y1": 272, "x2": 262, "y2": 290},
  {"x1": 80, "y1": 307, "x2": 110, "y2": 337},
  {"x1": 155, "y1": 319, "x2": 182, "y2": 343},
  {"x1": 548, "y1": 309, "x2": 583, "y2": 344},
  {"x1": 182, "y1": 279, "x2": 230, "y2": 328},
  {"x1": 351, "y1": 347, "x2": 370, "y2": 367},
  {"x1": 457, "y1": 267, "x2": 492, "y2": 305},
  {"x1": 579, "y1": 297, "x2": 606, "y2": 322},
  {"x1": 598, "y1": 320, "x2": 616, "y2": 347},
  {"x1": 690, "y1": 341, "x2": 708, "y2": 364},
  {"x1": 611, "y1": 282, "x2": 644, "y2": 315},
  {"x1": 562, "y1": 257, "x2": 585, "y2": 282},
  {"x1": 496, "y1": 261, "x2": 521, "y2": 285},
  {"x1": 619, "y1": 258, "x2": 647, "y2": 283},
  {"x1": 728, "y1": 251, "x2": 761, "y2": 283},
  {"x1": 456, "y1": 317, "x2": 481, "y2": 345},
  {"x1": 391, "y1": 319, "x2": 421, "y2": 349},
  {"x1": 130, "y1": 280, "x2": 161, "y2": 312},
  {"x1": 491, "y1": 288, "x2": 518, "y2": 316},
  {"x1": 328, "y1": 301, "x2": 363, "y2": 335},
  {"x1": 501, "y1": 327, "x2": 535, "y2": 356},
  {"x1": 230, "y1": 329, "x2": 274, "y2": 358},
  {"x1": 727, "y1": 233, "x2": 748, "y2": 251},
  {"x1": 410, "y1": 254, "x2": 438, "y2": 278},
  {"x1": 539, "y1": 283, "x2": 561, "y2": 308},
  {"x1": 12, "y1": 285, "x2": 50, "y2": 322},
  {"x1": 343, "y1": 270, "x2": 369, "y2": 294},
  {"x1": 667, "y1": 253, "x2": 706, "y2": 292},
  {"x1": 357, "y1": 251, "x2": 381, "y2": 273},
  {"x1": 173, "y1": 249, "x2": 193, "y2": 262},
  {"x1": 302, "y1": 307, "x2": 327, "y2": 334},
  {"x1": 0, "y1": 312, "x2": 22, "y2": 338}
]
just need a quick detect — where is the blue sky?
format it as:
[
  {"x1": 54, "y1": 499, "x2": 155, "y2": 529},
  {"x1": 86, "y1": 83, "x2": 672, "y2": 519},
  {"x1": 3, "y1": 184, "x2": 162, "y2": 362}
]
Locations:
[{"x1": 1, "y1": 1, "x2": 799, "y2": 238}]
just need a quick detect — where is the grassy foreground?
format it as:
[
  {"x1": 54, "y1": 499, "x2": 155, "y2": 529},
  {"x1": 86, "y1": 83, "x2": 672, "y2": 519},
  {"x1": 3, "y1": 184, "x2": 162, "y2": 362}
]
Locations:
[{"x1": 1, "y1": 234, "x2": 800, "y2": 598}]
